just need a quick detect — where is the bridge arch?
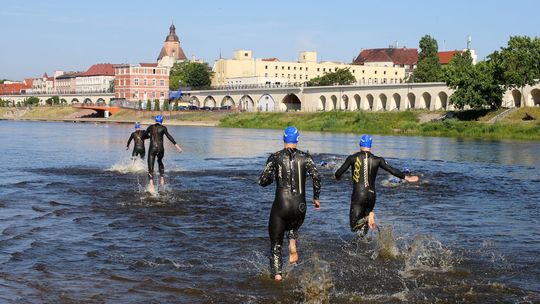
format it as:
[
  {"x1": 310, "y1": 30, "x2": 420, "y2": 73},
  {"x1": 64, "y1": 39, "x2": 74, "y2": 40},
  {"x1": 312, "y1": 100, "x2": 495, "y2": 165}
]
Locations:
[
  {"x1": 422, "y1": 92, "x2": 431, "y2": 110},
  {"x1": 204, "y1": 96, "x2": 216, "y2": 108},
  {"x1": 437, "y1": 92, "x2": 448, "y2": 110},
  {"x1": 221, "y1": 96, "x2": 235, "y2": 107},
  {"x1": 390, "y1": 93, "x2": 401, "y2": 111},
  {"x1": 71, "y1": 98, "x2": 80, "y2": 104},
  {"x1": 330, "y1": 95, "x2": 338, "y2": 110},
  {"x1": 258, "y1": 94, "x2": 275, "y2": 112},
  {"x1": 353, "y1": 94, "x2": 361, "y2": 111},
  {"x1": 378, "y1": 93, "x2": 387, "y2": 111},
  {"x1": 407, "y1": 93, "x2": 416, "y2": 109},
  {"x1": 190, "y1": 96, "x2": 201, "y2": 107},
  {"x1": 318, "y1": 95, "x2": 326, "y2": 111},
  {"x1": 96, "y1": 98, "x2": 105, "y2": 105},
  {"x1": 366, "y1": 94, "x2": 374, "y2": 111},
  {"x1": 83, "y1": 98, "x2": 92, "y2": 105},
  {"x1": 60, "y1": 98, "x2": 68, "y2": 105},
  {"x1": 341, "y1": 95, "x2": 349, "y2": 110},
  {"x1": 512, "y1": 89, "x2": 521, "y2": 107},
  {"x1": 240, "y1": 95, "x2": 255, "y2": 112},
  {"x1": 530, "y1": 89, "x2": 540, "y2": 106},
  {"x1": 282, "y1": 93, "x2": 301, "y2": 112}
]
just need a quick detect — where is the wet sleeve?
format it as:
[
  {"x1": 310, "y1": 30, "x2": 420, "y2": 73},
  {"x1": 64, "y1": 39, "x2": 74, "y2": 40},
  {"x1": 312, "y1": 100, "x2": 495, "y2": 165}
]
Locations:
[
  {"x1": 163, "y1": 126, "x2": 177, "y2": 145},
  {"x1": 379, "y1": 158, "x2": 406, "y2": 179},
  {"x1": 142, "y1": 126, "x2": 152, "y2": 140},
  {"x1": 306, "y1": 156, "x2": 321, "y2": 200},
  {"x1": 334, "y1": 156, "x2": 352, "y2": 180},
  {"x1": 258, "y1": 154, "x2": 275, "y2": 187},
  {"x1": 126, "y1": 133, "x2": 134, "y2": 147}
]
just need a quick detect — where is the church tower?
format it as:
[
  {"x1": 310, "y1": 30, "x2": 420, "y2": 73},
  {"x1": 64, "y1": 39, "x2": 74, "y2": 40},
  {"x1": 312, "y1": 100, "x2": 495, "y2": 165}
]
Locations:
[{"x1": 157, "y1": 24, "x2": 187, "y2": 68}]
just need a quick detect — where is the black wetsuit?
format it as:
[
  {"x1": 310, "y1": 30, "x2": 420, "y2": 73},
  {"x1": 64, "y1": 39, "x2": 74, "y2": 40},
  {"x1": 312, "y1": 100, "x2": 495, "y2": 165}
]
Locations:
[
  {"x1": 258, "y1": 148, "x2": 321, "y2": 277},
  {"x1": 126, "y1": 130, "x2": 145, "y2": 159},
  {"x1": 334, "y1": 151, "x2": 405, "y2": 231},
  {"x1": 142, "y1": 123, "x2": 177, "y2": 180}
]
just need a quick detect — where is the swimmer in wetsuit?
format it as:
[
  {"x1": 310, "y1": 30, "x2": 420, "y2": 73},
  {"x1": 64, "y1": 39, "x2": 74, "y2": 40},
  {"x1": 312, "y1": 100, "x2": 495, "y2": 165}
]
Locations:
[
  {"x1": 142, "y1": 115, "x2": 182, "y2": 193},
  {"x1": 258, "y1": 126, "x2": 321, "y2": 281},
  {"x1": 126, "y1": 122, "x2": 146, "y2": 159},
  {"x1": 334, "y1": 135, "x2": 419, "y2": 236}
]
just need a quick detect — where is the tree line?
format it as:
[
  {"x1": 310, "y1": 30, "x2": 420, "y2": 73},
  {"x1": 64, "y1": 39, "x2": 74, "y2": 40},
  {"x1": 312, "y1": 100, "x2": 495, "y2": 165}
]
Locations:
[{"x1": 411, "y1": 35, "x2": 540, "y2": 109}]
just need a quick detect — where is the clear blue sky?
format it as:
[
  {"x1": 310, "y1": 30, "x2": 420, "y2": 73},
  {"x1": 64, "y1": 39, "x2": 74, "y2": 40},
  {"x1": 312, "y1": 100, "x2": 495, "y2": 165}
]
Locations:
[{"x1": 1, "y1": 0, "x2": 539, "y2": 80}]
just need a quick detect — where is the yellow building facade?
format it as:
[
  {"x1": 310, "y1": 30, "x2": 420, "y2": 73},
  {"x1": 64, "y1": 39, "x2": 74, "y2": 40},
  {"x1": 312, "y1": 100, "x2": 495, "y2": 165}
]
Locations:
[{"x1": 212, "y1": 50, "x2": 406, "y2": 87}]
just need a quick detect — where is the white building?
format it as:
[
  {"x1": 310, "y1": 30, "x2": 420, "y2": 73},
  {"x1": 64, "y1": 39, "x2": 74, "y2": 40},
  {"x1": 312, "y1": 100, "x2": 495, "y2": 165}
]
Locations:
[{"x1": 75, "y1": 63, "x2": 115, "y2": 93}]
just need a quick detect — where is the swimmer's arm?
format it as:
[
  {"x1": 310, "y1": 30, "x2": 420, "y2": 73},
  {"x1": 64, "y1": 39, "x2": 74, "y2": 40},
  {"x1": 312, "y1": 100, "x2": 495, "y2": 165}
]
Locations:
[
  {"x1": 142, "y1": 126, "x2": 152, "y2": 140},
  {"x1": 306, "y1": 156, "x2": 321, "y2": 201},
  {"x1": 334, "y1": 156, "x2": 352, "y2": 180},
  {"x1": 126, "y1": 133, "x2": 134, "y2": 148},
  {"x1": 163, "y1": 126, "x2": 177, "y2": 145},
  {"x1": 379, "y1": 158, "x2": 406, "y2": 179},
  {"x1": 258, "y1": 155, "x2": 275, "y2": 187}
]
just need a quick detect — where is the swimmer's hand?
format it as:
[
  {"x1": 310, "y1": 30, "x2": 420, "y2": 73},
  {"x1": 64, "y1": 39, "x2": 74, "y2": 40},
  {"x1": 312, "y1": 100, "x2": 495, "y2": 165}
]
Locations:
[
  {"x1": 312, "y1": 199, "x2": 320, "y2": 210},
  {"x1": 368, "y1": 212, "x2": 376, "y2": 229},
  {"x1": 405, "y1": 175, "x2": 419, "y2": 183},
  {"x1": 175, "y1": 144, "x2": 182, "y2": 153}
]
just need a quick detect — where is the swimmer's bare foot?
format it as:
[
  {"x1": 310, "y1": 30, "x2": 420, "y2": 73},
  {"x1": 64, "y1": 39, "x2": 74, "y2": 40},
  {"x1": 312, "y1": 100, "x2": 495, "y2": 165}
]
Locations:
[
  {"x1": 274, "y1": 274, "x2": 283, "y2": 281},
  {"x1": 148, "y1": 180, "x2": 156, "y2": 194},
  {"x1": 159, "y1": 176, "x2": 165, "y2": 187},
  {"x1": 289, "y1": 239, "x2": 298, "y2": 265}
]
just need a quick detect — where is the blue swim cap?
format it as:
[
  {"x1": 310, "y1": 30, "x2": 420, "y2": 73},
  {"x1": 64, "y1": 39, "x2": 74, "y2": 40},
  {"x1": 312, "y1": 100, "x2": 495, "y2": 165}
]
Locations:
[
  {"x1": 283, "y1": 126, "x2": 299, "y2": 143},
  {"x1": 359, "y1": 134, "x2": 372, "y2": 148},
  {"x1": 135, "y1": 122, "x2": 140, "y2": 129},
  {"x1": 155, "y1": 115, "x2": 164, "y2": 124}
]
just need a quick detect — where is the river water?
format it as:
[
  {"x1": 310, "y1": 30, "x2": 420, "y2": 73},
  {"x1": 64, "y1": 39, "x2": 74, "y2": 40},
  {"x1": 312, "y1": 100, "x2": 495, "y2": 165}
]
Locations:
[{"x1": 0, "y1": 120, "x2": 539, "y2": 303}]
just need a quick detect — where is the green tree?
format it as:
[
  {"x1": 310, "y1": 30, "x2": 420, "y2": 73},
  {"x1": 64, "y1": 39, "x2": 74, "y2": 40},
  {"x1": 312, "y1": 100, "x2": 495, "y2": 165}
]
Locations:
[
  {"x1": 138, "y1": 100, "x2": 142, "y2": 110},
  {"x1": 307, "y1": 68, "x2": 356, "y2": 86},
  {"x1": 411, "y1": 35, "x2": 443, "y2": 82},
  {"x1": 163, "y1": 100, "x2": 169, "y2": 111},
  {"x1": 145, "y1": 100, "x2": 151, "y2": 111},
  {"x1": 154, "y1": 99, "x2": 160, "y2": 111},
  {"x1": 173, "y1": 100, "x2": 179, "y2": 111},
  {"x1": 26, "y1": 96, "x2": 40, "y2": 106},
  {"x1": 444, "y1": 51, "x2": 504, "y2": 109},
  {"x1": 169, "y1": 61, "x2": 213, "y2": 90},
  {"x1": 491, "y1": 36, "x2": 540, "y2": 105}
]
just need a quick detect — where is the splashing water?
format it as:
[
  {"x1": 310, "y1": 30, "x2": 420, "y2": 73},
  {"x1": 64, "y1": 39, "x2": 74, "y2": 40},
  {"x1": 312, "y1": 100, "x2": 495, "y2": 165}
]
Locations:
[
  {"x1": 299, "y1": 253, "x2": 334, "y2": 304},
  {"x1": 401, "y1": 235, "x2": 458, "y2": 278},
  {"x1": 372, "y1": 225, "x2": 400, "y2": 260},
  {"x1": 109, "y1": 157, "x2": 146, "y2": 174}
]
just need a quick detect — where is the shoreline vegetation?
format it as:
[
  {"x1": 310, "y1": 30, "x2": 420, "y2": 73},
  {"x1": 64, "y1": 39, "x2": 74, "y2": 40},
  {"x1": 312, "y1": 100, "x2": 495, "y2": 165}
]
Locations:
[{"x1": 1, "y1": 106, "x2": 540, "y2": 140}]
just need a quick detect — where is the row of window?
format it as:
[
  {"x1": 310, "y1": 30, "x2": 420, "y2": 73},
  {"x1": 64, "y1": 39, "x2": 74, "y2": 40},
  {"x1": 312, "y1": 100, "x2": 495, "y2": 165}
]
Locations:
[
  {"x1": 263, "y1": 65, "x2": 399, "y2": 76},
  {"x1": 262, "y1": 73, "x2": 401, "y2": 81},
  {"x1": 116, "y1": 68, "x2": 166, "y2": 75},
  {"x1": 116, "y1": 79, "x2": 166, "y2": 87},
  {"x1": 117, "y1": 91, "x2": 165, "y2": 99}
]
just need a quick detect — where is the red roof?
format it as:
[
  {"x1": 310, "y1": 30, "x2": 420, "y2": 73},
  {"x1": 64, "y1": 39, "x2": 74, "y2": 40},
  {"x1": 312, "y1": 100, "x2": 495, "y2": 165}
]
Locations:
[
  {"x1": 0, "y1": 80, "x2": 32, "y2": 95},
  {"x1": 81, "y1": 63, "x2": 115, "y2": 76},
  {"x1": 353, "y1": 48, "x2": 418, "y2": 66},
  {"x1": 140, "y1": 63, "x2": 158, "y2": 67},
  {"x1": 262, "y1": 58, "x2": 279, "y2": 62},
  {"x1": 438, "y1": 50, "x2": 462, "y2": 65}
]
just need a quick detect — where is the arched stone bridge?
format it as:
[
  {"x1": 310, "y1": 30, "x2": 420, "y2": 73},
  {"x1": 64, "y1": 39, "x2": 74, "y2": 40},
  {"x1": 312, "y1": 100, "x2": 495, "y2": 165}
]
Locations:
[
  {"x1": 184, "y1": 82, "x2": 540, "y2": 112},
  {"x1": 0, "y1": 93, "x2": 115, "y2": 106}
]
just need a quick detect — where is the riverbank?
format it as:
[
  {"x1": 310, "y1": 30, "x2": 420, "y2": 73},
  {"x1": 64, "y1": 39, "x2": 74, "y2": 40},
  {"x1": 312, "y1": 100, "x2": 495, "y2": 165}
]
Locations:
[
  {"x1": 2, "y1": 106, "x2": 539, "y2": 140},
  {"x1": 220, "y1": 108, "x2": 540, "y2": 140}
]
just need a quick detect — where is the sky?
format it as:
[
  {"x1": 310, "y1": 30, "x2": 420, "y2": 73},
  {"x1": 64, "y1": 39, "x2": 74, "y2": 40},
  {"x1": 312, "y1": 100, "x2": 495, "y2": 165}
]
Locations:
[{"x1": 1, "y1": 0, "x2": 539, "y2": 80}]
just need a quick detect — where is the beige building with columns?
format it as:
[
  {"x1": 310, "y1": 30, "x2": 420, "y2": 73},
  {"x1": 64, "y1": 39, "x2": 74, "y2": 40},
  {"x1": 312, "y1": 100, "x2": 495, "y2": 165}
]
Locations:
[{"x1": 212, "y1": 50, "x2": 406, "y2": 87}]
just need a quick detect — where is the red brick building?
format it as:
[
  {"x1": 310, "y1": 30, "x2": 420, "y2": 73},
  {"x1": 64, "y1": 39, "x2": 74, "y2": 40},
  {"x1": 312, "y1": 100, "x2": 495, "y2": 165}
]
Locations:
[{"x1": 114, "y1": 63, "x2": 169, "y2": 104}]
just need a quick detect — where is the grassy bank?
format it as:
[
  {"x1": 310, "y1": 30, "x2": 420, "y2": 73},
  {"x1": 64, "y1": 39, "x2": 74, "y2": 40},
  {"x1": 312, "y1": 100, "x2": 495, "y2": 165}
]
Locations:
[
  {"x1": 219, "y1": 110, "x2": 540, "y2": 140},
  {"x1": 3, "y1": 106, "x2": 540, "y2": 140}
]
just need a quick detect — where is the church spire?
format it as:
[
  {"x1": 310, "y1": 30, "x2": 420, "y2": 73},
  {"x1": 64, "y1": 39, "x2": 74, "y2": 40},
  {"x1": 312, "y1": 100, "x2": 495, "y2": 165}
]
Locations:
[{"x1": 165, "y1": 23, "x2": 179, "y2": 42}]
